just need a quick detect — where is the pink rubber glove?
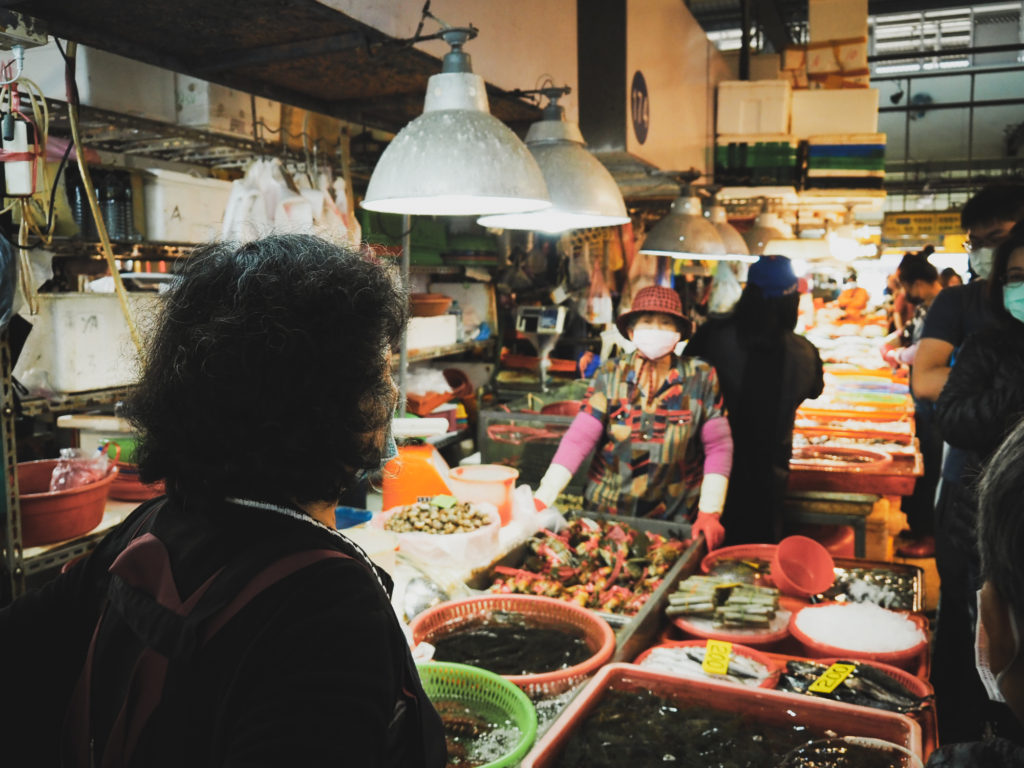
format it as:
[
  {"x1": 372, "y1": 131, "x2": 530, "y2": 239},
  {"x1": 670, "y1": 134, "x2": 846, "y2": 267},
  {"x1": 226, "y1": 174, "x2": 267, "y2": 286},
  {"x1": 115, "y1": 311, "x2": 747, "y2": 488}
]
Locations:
[{"x1": 692, "y1": 512, "x2": 726, "y2": 551}]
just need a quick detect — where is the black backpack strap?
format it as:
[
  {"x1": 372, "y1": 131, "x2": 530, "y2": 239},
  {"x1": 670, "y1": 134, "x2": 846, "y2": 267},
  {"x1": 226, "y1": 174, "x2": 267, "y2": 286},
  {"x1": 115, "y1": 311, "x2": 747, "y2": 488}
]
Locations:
[{"x1": 63, "y1": 504, "x2": 353, "y2": 768}]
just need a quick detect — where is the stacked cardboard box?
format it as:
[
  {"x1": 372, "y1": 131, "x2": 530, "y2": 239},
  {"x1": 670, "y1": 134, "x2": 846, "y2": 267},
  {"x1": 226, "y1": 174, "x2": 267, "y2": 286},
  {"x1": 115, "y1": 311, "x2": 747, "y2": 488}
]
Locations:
[{"x1": 781, "y1": 0, "x2": 870, "y2": 91}]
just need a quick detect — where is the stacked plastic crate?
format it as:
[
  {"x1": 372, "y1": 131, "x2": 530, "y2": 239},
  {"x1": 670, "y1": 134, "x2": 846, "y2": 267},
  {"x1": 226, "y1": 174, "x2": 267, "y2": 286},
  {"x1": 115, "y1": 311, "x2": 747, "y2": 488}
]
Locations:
[{"x1": 715, "y1": 81, "x2": 799, "y2": 187}]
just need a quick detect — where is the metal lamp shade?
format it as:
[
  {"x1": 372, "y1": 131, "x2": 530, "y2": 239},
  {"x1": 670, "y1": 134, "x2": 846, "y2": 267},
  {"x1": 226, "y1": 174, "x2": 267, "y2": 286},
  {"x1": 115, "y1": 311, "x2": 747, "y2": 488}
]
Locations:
[
  {"x1": 744, "y1": 212, "x2": 789, "y2": 256},
  {"x1": 477, "y1": 118, "x2": 629, "y2": 233},
  {"x1": 639, "y1": 196, "x2": 726, "y2": 259},
  {"x1": 362, "y1": 72, "x2": 550, "y2": 216},
  {"x1": 708, "y1": 205, "x2": 755, "y2": 262}
]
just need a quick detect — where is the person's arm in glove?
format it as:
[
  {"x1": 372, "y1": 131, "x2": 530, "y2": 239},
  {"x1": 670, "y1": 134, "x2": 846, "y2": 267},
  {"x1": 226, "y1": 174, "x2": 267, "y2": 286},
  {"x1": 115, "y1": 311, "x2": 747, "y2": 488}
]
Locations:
[
  {"x1": 534, "y1": 411, "x2": 604, "y2": 508},
  {"x1": 692, "y1": 416, "x2": 732, "y2": 550}
]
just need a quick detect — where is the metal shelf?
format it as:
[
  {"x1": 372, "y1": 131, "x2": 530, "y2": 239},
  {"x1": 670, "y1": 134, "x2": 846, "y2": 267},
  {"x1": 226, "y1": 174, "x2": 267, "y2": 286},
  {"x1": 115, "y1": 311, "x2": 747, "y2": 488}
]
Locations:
[
  {"x1": 19, "y1": 385, "x2": 134, "y2": 418},
  {"x1": 402, "y1": 340, "x2": 495, "y2": 365}
]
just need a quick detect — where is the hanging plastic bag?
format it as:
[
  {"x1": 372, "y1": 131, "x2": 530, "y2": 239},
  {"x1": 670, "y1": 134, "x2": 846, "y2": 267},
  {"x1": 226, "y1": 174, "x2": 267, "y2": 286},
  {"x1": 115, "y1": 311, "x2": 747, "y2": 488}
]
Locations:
[
  {"x1": 567, "y1": 238, "x2": 592, "y2": 290},
  {"x1": 49, "y1": 447, "x2": 112, "y2": 493},
  {"x1": 221, "y1": 158, "x2": 293, "y2": 241},
  {"x1": 708, "y1": 261, "x2": 743, "y2": 316},
  {"x1": 584, "y1": 247, "x2": 614, "y2": 325}
]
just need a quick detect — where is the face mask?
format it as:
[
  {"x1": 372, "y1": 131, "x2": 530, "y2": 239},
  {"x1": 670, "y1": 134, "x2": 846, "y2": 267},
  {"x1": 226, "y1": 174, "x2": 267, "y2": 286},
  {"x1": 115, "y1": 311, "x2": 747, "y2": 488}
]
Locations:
[
  {"x1": 975, "y1": 589, "x2": 1020, "y2": 703},
  {"x1": 632, "y1": 327, "x2": 681, "y2": 361},
  {"x1": 970, "y1": 247, "x2": 994, "y2": 279},
  {"x1": 1004, "y1": 283, "x2": 1024, "y2": 324}
]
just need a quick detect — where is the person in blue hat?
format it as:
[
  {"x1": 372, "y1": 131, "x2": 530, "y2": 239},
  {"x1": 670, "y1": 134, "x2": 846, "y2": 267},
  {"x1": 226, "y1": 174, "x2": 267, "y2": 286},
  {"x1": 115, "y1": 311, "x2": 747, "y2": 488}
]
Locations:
[{"x1": 686, "y1": 255, "x2": 824, "y2": 544}]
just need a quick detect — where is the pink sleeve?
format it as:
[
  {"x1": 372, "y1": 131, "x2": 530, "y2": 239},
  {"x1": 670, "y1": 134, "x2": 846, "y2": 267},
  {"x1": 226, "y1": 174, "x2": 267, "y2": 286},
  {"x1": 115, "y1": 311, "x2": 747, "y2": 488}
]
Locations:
[
  {"x1": 551, "y1": 411, "x2": 605, "y2": 474},
  {"x1": 701, "y1": 416, "x2": 733, "y2": 477}
]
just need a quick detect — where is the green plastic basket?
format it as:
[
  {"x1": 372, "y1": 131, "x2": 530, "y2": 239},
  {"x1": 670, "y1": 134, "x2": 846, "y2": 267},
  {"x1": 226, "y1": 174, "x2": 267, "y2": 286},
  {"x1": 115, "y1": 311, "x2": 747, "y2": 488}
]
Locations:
[{"x1": 417, "y1": 661, "x2": 538, "y2": 768}]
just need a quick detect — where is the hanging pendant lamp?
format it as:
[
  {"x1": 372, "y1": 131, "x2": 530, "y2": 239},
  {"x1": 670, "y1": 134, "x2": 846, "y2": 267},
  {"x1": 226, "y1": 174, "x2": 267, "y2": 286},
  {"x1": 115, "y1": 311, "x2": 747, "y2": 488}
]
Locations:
[
  {"x1": 477, "y1": 89, "x2": 628, "y2": 233},
  {"x1": 744, "y1": 210, "x2": 791, "y2": 256},
  {"x1": 362, "y1": 27, "x2": 550, "y2": 216},
  {"x1": 639, "y1": 191, "x2": 726, "y2": 259},
  {"x1": 708, "y1": 203, "x2": 757, "y2": 263}
]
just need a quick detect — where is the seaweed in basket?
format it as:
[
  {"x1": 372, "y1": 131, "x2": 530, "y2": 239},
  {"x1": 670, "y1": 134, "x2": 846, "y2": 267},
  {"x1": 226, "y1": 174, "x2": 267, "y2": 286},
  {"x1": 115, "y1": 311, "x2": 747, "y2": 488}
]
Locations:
[
  {"x1": 434, "y1": 699, "x2": 522, "y2": 768},
  {"x1": 553, "y1": 689, "x2": 907, "y2": 768},
  {"x1": 431, "y1": 610, "x2": 591, "y2": 676},
  {"x1": 489, "y1": 517, "x2": 689, "y2": 615}
]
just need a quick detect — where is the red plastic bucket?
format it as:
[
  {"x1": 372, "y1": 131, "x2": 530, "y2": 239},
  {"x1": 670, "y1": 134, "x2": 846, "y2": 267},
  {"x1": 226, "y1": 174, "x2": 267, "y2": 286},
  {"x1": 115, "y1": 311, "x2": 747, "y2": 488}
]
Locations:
[
  {"x1": 17, "y1": 459, "x2": 117, "y2": 547},
  {"x1": 771, "y1": 535, "x2": 836, "y2": 598}
]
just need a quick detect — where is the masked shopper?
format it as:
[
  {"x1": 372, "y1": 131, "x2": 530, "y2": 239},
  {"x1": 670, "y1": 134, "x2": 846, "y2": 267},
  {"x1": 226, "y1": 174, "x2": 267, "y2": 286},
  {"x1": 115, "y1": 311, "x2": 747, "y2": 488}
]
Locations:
[
  {"x1": 926, "y1": 417, "x2": 1024, "y2": 767},
  {"x1": 934, "y1": 222, "x2": 1024, "y2": 746},
  {"x1": 534, "y1": 285, "x2": 734, "y2": 550},
  {"x1": 0, "y1": 235, "x2": 446, "y2": 768},
  {"x1": 685, "y1": 256, "x2": 823, "y2": 545}
]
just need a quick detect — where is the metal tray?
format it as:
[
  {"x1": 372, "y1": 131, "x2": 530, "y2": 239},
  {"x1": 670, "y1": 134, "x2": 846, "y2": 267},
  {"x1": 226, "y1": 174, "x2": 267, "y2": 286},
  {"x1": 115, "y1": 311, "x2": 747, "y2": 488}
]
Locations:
[{"x1": 465, "y1": 511, "x2": 704, "y2": 663}]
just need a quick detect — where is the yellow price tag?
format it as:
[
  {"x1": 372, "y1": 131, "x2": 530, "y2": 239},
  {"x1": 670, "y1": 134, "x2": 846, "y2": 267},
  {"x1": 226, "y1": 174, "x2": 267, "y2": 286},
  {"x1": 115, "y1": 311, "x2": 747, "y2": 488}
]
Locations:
[
  {"x1": 702, "y1": 639, "x2": 733, "y2": 676},
  {"x1": 808, "y1": 662, "x2": 856, "y2": 694}
]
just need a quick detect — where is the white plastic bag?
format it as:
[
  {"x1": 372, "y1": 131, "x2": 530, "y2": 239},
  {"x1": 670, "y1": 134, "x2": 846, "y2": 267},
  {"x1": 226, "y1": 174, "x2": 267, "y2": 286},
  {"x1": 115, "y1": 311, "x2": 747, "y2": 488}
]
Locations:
[{"x1": 708, "y1": 261, "x2": 743, "y2": 316}]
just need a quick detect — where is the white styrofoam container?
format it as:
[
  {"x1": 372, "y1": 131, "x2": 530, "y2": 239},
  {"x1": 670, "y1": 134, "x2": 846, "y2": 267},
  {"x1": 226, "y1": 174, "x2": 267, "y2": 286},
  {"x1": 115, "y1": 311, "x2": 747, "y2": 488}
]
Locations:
[
  {"x1": 14, "y1": 293, "x2": 163, "y2": 393},
  {"x1": 791, "y1": 88, "x2": 879, "y2": 139},
  {"x1": 406, "y1": 315, "x2": 457, "y2": 351},
  {"x1": 142, "y1": 169, "x2": 233, "y2": 243},
  {"x1": 22, "y1": 41, "x2": 177, "y2": 123},
  {"x1": 717, "y1": 80, "x2": 791, "y2": 136},
  {"x1": 175, "y1": 75, "x2": 282, "y2": 138}
]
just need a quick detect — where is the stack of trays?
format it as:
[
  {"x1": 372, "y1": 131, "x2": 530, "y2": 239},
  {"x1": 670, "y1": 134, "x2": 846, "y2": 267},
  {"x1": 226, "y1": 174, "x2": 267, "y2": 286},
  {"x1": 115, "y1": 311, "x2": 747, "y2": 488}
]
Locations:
[
  {"x1": 804, "y1": 133, "x2": 886, "y2": 190},
  {"x1": 715, "y1": 134, "x2": 799, "y2": 186}
]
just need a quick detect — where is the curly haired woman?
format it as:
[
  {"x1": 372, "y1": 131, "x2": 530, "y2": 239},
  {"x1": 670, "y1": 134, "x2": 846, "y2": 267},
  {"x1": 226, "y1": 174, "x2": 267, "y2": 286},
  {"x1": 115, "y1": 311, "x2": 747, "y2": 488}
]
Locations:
[{"x1": 0, "y1": 235, "x2": 446, "y2": 767}]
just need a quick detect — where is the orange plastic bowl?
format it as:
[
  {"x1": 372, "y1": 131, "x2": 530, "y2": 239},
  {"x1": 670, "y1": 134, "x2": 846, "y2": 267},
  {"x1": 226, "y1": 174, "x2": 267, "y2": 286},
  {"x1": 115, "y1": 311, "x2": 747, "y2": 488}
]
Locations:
[
  {"x1": 409, "y1": 594, "x2": 616, "y2": 697},
  {"x1": 17, "y1": 459, "x2": 117, "y2": 547},
  {"x1": 770, "y1": 535, "x2": 836, "y2": 598}
]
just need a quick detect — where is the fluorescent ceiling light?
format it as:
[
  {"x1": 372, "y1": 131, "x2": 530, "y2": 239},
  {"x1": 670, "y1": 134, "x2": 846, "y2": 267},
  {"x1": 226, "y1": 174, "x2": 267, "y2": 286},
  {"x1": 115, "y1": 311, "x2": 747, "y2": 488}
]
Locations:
[
  {"x1": 477, "y1": 97, "x2": 629, "y2": 233},
  {"x1": 362, "y1": 28, "x2": 550, "y2": 217}
]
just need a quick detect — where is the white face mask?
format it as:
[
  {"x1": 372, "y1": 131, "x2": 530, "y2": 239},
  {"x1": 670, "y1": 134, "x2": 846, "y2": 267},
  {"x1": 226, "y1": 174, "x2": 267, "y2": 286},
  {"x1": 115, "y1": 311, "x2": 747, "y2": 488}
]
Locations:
[
  {"x1": 975, "y1": 588, "x2": 1020, "y2": 703},
  {"x1": 969, "y1": 247, "x2": 994, "y2": 280},
  {"x1": 632, "y1": 327, "x2": 681, "y2": 361}
]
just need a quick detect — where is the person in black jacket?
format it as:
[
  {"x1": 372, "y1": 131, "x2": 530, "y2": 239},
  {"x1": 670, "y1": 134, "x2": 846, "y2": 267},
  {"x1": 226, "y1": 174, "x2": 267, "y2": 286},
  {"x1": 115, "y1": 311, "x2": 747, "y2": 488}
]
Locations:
[
  {"x1": 926, "y1": 417, "x2": 1024, "y2": 767},
  {"x1": 686, "y1": 255, "x2": 824, "y2": 544},
  {"x1": 0, "y1": 235, "x2": 447, "y2": 768},
  {"x1": 934, "y1": 222, "x2": 1024, "y2": 746}
]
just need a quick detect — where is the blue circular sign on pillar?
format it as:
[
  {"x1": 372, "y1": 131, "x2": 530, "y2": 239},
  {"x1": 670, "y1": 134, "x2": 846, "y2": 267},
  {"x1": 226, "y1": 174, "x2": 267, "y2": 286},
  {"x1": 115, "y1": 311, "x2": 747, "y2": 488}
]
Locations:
[{"x1": 631, "y1": 70, "x2": 650, "y2": 145}]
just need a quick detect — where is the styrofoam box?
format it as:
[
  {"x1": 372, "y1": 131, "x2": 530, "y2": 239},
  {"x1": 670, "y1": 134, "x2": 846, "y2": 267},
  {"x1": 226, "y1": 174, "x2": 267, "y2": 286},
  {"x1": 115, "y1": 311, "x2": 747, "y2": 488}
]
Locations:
[
  {"x1": 142, "y1": 169, "x2": 233, "y2": 243},
  {"x1": 717, "y1": 80, "x2": 791, "y2": 136},
  {"x1": 406, "y1": 315, "x2": 457, "y2": 351},
  {"x1": 175, "y1": 75, "x2": 281, "y2": 138},
  {"x1": 14, "y1": 293, "x2": 163, "y2": 393},
  {"x1": 791, "y1": 88, "x2": 879, "y2": 139},
  {"x1": 22, "y1": 41, "x2": 177, "y2": 123}
]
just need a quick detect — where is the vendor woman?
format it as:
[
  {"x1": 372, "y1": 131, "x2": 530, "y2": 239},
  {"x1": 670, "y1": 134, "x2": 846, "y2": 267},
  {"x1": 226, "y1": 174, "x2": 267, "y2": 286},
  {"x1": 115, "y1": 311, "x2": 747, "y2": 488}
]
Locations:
[{"x1": 534, "y1": 285, "x2": 734, "y2": 550}]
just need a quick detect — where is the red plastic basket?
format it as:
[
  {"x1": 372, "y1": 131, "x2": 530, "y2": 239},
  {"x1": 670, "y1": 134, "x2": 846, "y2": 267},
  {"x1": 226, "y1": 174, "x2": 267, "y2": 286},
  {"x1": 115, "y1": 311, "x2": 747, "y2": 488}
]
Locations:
[
  {"x1": 789, "y1": 603, "x2": 930, "y2": 673},
  {"x1": 633, "y1": 639, "x2": 781, "y2": 689},
  {"x1": 671, "y1": 608, "x2": 792, "y2": 649},
  {"x1": 521, "y1": 663, "x2": 922, "y2": 767},
  {"x1": 409, "y1": 594, "x2": 616, "y2": 697},
  {"x1": 17, "y1": 459, "x2": 117, "y2": 547}
]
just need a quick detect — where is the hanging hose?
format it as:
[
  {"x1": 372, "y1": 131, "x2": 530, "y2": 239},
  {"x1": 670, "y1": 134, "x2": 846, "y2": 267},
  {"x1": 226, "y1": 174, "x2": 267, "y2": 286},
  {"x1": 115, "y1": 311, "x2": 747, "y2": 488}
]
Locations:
[{"x1": 64, "y1": 41, "x2": 143, "y2": 355}]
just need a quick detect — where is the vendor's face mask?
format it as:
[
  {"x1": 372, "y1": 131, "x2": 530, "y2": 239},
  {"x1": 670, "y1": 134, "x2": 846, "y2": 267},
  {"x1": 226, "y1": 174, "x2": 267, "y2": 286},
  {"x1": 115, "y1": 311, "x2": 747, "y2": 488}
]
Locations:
[
  {"x1": 632, "y1": 327, "x2": 681, "y2": 361},
  {"x1": 975, "y1": 588, "x2": 1020, "y2": 703}
]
